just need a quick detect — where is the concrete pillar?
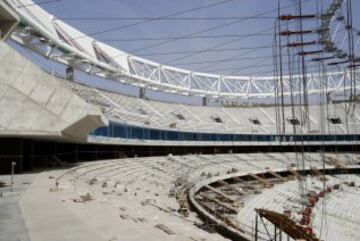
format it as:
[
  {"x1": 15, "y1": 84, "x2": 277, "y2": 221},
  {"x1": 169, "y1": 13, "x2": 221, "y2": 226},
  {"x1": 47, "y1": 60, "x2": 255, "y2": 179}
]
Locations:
[
  {"x1": 202, "y1": 96, "x2": 208, "y2": 106},
  {"x1": 66, "y1": 66, "x2": 74, "y2": 81},
  {"x1": 139, "y1": 87, "x2": 146, "y2": 99}
]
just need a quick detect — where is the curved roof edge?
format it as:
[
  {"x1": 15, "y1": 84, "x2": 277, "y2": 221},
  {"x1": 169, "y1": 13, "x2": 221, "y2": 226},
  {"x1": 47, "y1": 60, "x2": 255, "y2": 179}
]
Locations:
[{"x1": 4, "y1": 0, "x2": 360, "y2": 99}]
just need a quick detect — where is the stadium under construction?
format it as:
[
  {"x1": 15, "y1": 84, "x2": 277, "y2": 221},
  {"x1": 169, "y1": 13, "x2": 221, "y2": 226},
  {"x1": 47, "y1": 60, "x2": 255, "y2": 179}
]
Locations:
[{"x1": 0, "y1": 0, "x2": 360, "y2": 240}]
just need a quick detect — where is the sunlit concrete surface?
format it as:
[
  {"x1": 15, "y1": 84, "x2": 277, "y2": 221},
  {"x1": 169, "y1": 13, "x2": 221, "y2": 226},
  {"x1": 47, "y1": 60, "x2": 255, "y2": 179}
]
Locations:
[{"x1": 0, "y1": 174, "x2": 33, "y2": 241}]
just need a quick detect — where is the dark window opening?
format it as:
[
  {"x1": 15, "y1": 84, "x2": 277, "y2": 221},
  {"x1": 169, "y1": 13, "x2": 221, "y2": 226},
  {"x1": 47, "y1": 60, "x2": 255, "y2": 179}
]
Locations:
[
  {"x1": 173, "y1": 112, "x2": 186, "y2": 120},
  {"x1": 287, "y1": 117, "x2": 301, "y2": 125},
  {"x1": 249, "y1": 118, "x2": 261, "y2": 125},
  {"x1": 211, "y1": 116, "x2": 223, "y2": 123},
  {"x1": 328, "y1": 116, "x2": 342, "y2": 124}
]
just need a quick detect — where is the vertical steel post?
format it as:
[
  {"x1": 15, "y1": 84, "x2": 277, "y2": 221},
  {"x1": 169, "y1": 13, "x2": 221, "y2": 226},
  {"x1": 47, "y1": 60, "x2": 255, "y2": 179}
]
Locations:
[
  {"x1": 10, "y1": 161, "x2": 16, "y2": 192},
  {"x1": 255, "y1": 214, "x2": 258, "y2": 241}
]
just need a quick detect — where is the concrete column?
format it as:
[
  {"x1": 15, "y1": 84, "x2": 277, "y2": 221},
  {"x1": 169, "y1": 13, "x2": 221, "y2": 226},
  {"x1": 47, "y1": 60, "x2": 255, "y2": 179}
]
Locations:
[
  {"x1": 202, "y1": 96, "x2": 208, "y2": 106},
  {"x1": 66, "y1": 66, "x2": 74, "y2": 81},
  {"x1": 139, "y1": 87, "x2": 146, "y2": 99}
]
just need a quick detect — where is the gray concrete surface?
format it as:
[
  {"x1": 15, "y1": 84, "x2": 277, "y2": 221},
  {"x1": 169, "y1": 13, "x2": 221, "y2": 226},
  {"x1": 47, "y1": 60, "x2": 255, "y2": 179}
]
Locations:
[
  {"x1": 0, "y1": 41, "x2": 107, "y2": 140},
  {"x1": 19, "y1": 171, "x2": 102, "y2": 241},
  {"x1": 0, "y1": 174, "x2": 33, "y2": 241}
]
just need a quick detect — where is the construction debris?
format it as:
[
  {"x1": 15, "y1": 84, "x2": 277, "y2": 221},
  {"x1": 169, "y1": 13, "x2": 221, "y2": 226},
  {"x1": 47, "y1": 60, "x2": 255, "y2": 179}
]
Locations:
[{"x1": 0, "y1": 181, "x2": 8, "y2": 188}]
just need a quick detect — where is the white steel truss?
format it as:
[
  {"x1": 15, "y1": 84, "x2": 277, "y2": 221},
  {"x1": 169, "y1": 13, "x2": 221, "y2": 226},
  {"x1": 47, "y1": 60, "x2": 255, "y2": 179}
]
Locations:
[{"x1": 3, "y1": 0, "x2": 360, "y2": 99}]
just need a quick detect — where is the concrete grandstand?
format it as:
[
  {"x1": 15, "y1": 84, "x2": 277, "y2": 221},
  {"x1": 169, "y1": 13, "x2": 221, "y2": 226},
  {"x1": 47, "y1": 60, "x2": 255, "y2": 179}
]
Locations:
[{"x1": 0, "y1": 0, "x2": 360, "y2": 241}]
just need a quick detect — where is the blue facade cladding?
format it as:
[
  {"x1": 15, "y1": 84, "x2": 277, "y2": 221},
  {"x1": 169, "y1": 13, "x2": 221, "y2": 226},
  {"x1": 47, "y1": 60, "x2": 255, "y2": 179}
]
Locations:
[{"x1": 91, "y1": 121, "x2": 360, "y2": 142}]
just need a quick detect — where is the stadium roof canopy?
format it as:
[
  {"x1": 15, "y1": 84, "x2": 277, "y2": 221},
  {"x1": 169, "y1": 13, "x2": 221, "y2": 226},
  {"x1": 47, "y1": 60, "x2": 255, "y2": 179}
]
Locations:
[{"x1": 3, "y1": 0, "x2": 360, "y2": 99}]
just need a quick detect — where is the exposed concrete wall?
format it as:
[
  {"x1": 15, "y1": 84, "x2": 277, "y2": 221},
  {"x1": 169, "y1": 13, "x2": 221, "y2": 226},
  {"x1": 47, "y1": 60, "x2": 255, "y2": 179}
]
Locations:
[
  {"x1": 0, "y1": 41, "x2": 108, "y2": 141},
  {"x1": 0, "y1": 1, "x2": 19, "y2": 40}
]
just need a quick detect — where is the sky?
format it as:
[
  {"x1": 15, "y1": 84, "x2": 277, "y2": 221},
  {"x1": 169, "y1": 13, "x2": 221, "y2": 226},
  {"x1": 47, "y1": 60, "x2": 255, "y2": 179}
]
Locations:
[{"x1": 16, "y1": 0, "x2": 360, "y2": 104}]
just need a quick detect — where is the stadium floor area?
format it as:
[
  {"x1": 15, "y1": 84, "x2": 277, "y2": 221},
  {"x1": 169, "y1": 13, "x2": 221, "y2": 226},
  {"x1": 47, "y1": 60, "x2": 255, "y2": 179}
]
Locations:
[{"x1": 0, "y1": 173, "x2": 33, "y2": 241}]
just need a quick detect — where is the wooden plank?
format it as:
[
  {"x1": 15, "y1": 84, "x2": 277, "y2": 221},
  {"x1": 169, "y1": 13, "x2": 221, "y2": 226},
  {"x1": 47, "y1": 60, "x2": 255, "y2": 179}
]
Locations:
[
  {"x1": 310, "y1": 167, "x2": 323, "y2": 176},
  {"x1": 248, "y1": 173, "x2": 272, "y2": 187},
  {"x1": 217, "y1": 180, "x2": 228, "y2": 186},
  {"x1": 267, "y1": 170, "x2": 286, "y2": 181},
  {"x1": 288, "y1": 168, "x2": 303, "y2": 180},
  {"x1": 232, "y1": 176, "x2": 258, "y2": 190},
  {"x1": 326, "y1": 156, "x2": 347, "y2": 168},
  {"x1": 205, "y1": 185, "x2": 235, "y2": 203},
  {"x1": 199, "y1": 194, "x2": 238, "y2": 213}
]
